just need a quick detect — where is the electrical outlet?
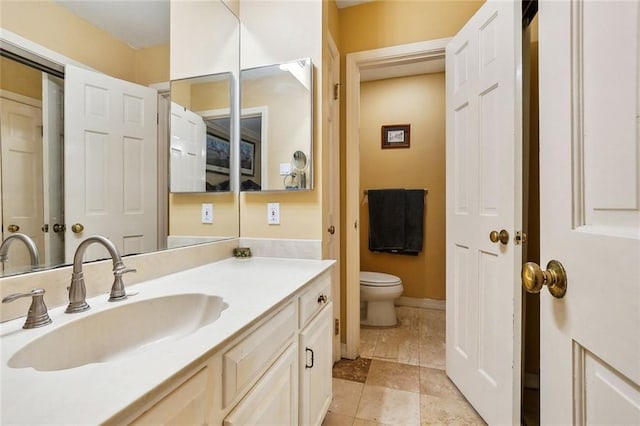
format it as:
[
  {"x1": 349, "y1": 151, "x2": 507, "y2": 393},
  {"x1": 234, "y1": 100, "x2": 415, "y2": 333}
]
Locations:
[
  {"x1": 267, "y1": 203, "x2": 280, "y2": 225},
  {"x1": 201, "y1": 203, "x2": 213, "y2": 224}
]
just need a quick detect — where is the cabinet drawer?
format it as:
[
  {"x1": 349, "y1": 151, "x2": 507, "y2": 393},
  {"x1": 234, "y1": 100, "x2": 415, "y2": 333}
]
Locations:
[
  {"x1": 223, "y1": 301, "x2": 296, "y2": 408},
  {"x1": 131, "y1": 367, "x2": 209, "y2": 425},
  {"x1": 299, "y1": 271, "x2": 331, "y2": 328}
]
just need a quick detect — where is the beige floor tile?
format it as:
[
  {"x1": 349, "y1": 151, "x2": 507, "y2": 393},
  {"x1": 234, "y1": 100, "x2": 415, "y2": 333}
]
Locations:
[
  {"x1": 396, "y1": 306, "x2": 421, "y2": 329},
  {"x1": 353, "y1": 418, "x2": 390, "y2": 426},
  {"x1": 360, "y1": 328, "x2": 380, "y2": 359},
  {"x1": 419, "y1": 367, "x2": 464, "y2": 401},
  {"x1": 356, "y1": 385, "x2": 421, "y2": 426},
  {"x1": 419, "y1": 309, "x2": 445, "y2": 338},
  {"x1": 374, "y1": 327, "x2": 420, "y2": 362},
  {"x1": 323, "y1": 412, "x2": 355, "y2": 426},
  {"x1": 420, "y1": 394, "x2": 486, "y2": 425},
  {"x1": 419, "y1": 336, "x2": 445, "y2": 370},
  {"x1": 366, "y1": 359, "x2": 420, "y2": 393},
  {"x1": 329, "y1": 378, "x2": 365, "y2": 417}
]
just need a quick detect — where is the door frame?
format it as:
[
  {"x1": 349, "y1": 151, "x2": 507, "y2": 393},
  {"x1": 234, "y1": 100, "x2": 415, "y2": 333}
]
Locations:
[{"x1": 344, "y1": 37, "x2": 450, "y2": 359}]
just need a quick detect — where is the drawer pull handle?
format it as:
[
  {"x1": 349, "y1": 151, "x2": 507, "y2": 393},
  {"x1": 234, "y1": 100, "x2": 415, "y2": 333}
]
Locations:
[
  {"x1": 305, "y1": 347, "x2": 314, "y2": 368},
  {"x1": 317, "y1": 294, "x2": 328, "y2": 304}
]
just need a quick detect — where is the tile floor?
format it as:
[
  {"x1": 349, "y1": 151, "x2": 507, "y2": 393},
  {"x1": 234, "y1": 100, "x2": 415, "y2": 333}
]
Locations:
[{"x1": 323, "y1": 306, "x2": 486, "y2": 426}]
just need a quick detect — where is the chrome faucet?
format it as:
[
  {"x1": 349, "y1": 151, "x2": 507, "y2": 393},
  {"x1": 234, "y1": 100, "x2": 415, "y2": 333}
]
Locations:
[
  {"x1": 0, "y1": 233, "x2": 40, "y2": 270},
  {"x1": 65, "y1": 235, "x2": 136, "y2": 314}
]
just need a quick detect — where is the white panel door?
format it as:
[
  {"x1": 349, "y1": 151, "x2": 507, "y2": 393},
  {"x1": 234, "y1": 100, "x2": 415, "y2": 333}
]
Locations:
[
  {"x1": 42, "y1": 73, "x2": 65, "y2": 267},
  {"x1": 445, "y1": 0, "x2": 522, "y2": 424},
  {"x1": 170, "y1": 102, "x2": 206, "y2": 193},
  {"x1": 0, "y1": 97, "x2": 44, "y2": 273},
  {"x1": 65, "y1": 65, "x2": 157, "y2": 262},
  {"x1": 326, "y1": 35, "x2": 341, "y2": 362},
  {"x1": 538, "y1": 1, "x2": 640, "y2": 423}
]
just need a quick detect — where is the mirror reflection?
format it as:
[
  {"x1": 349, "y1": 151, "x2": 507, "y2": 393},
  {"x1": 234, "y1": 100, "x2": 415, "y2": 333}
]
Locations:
[
  {"x1": 0, "y1": 0, "x2": 240, "y2": 278},
  {"x1": 240, "y1": 58, "x2": 313, "y2": 191},
  {"x1": 170, "y1": 73, "x2": 234, "y2": 193}
]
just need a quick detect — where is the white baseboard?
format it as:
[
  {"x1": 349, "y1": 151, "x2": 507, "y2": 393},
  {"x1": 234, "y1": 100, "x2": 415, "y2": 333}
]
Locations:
[{"x1": 395, "y1": 296, "x2": 445, "y2": 311}]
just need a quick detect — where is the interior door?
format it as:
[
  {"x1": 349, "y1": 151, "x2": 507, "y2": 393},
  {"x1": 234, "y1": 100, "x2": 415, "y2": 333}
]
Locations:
[
  {"x1": 445, "y1": 0, "x2": 522, "y2": 424},
  {"x1": 0, "y1": 97, "x2": 44, "y2": 273},
  {"x1": 326, "y1": 34, "x2": 341, "y2": 362},
  {"x1": 537, "y1": 1, "x2": 640, "y2": 423},
  {"x1": 42, "y1": 73, "x2": 65, "y2": 267},
  {"x1": 64, "y1": 65, "x2": 158, "y2": 262},
  {"x1": 170, "y1": 101, "x2": 206, "y2": 192}
]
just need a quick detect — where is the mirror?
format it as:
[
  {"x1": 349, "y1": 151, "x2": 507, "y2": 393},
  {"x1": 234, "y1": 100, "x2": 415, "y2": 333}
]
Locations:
[
  {"x1": 240, "y1": 58, "x2": 313, "y2": 191},
  {"x1": 170, "y1": 73, "x2": 234, "y2": 193},
  {"x1": 0, "y1": 0, "x2": 240, "y2": 277}
]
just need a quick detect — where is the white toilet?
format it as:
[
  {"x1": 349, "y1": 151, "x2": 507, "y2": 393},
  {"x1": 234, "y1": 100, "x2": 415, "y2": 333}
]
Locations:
[{"x1": 360, "y1": 271, "x2": 404, "y2": 326}]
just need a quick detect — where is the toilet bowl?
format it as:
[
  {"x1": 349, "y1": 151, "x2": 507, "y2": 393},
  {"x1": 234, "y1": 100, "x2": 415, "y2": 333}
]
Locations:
[{"x1": 360, "y1": 271, "x2": 403, "y2": 326}]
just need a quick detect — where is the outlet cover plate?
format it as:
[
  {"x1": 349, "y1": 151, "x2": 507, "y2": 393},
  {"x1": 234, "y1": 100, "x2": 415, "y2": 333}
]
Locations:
[
  {"x1": 267, "y1": 202, "x2": 280, "y2": 225},
  {"x1": 201, "y1": 203, "x2": 213, "y2": 224}
]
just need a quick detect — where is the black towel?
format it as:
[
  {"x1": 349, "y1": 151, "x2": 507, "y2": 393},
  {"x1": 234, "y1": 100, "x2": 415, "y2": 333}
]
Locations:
[
  {"x1": 368, "y1": 189, "x2": 425, "y2": 256},
  {"x1": 368, "y1": 189, "x2": 406, "y2": 251},
  {"x1": 401, "y1": 189, "x2": 425, "y2": 255}
]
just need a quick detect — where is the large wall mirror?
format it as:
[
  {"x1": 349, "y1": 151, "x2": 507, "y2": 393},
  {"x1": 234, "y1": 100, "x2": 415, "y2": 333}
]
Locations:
[
  {"x1": 0, "y1": 0, "x2": 240, "y2": 278},
  {"x1": 240, "y1": 58, "x2": 313, "y2": 191}
]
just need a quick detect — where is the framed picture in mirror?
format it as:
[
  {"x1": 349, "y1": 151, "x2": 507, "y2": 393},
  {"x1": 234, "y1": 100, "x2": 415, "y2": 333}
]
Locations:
[
  {"x1": 206, "y1": 133, "x2": 230, "y2": 175},
  {"x1": 240, "y1": 140, "x2": 255, "y2": 176},
  {"x1": 381, "y1": 124, "x2": 411, "y2": 149}
]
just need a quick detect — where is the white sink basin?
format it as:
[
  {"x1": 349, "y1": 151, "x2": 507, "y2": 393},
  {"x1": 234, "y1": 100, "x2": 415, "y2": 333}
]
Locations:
[{"x1": 8, "y1": 293, "x2": 227, "y2": 371}]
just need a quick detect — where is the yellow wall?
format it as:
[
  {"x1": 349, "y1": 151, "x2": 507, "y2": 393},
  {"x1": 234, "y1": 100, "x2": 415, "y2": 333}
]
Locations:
[
  {"x1": 1, "y1": 0, "x2": 168, "y2": 85},
  {"x1": 360, "y1": 73, "x2": 446, "y2": 300},
  {"x1": 169, "y1": 193, "x2": 238, "y2": 237},
  {"x1": 0, "y1": 57, "x2": 42, "y2": 100}
]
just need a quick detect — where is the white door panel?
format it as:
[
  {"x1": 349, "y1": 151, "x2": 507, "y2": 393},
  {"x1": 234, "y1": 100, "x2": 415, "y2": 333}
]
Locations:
[
  {"x1": 538, "y1": 1, "x2": 640, "y2": 423},
  {"x1": 0, "y1": 97, "x2": 44, "y2": 273},
  {"x1": 170, "y1": 102, "x2": 206, "y2": 192},
  {"x1": 445, "y1": 0, "x2": 522, "y2": 424},
  {"x1": 65, "y1": 65, "x2": 157, "y2": 262}
]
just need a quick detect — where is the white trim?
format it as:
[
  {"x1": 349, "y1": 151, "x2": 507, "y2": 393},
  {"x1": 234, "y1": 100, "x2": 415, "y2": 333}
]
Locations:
[
  {"x1": 395, "y1": 296, "x2": 446, "y2": 311},
  {"x1": 240, "y1": 106, "x2": 269, "y2": 188},
  {"x1": 0, "y1": 90, "x2": 42, "y2": 108},
  {"x1": 149, "y1": 81, "x2": 170, "y2": 92},
  {"x1": 345, "y1": 37, "x2": 450, "y2": 360}
]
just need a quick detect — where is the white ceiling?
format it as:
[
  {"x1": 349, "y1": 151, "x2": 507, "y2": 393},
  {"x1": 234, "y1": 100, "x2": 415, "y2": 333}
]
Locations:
[{"x1": 55, "y1": 0, "x2": 169, "y2": 49}]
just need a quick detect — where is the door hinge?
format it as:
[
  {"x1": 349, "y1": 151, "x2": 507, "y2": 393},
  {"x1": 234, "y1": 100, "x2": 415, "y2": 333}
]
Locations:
[
  {"x1": 515, "y1": 231, "x2": 528, "y2": 245},
  {"x1": 333, "y1": 83, "x2": 340, "y2": 101},
  {"x1": 334, "y1": 318, "x2": 340, "y2": 336}
]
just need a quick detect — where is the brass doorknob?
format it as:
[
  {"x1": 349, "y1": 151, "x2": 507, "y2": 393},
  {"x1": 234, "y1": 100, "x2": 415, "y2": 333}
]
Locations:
[
  {"x1": 522, "y1": 260, "x2": 567, "y2": 298},
  {"x1": 328, "y1": 225, "x2": 335, "y2": 235},
  {"x1": 7, "y1": 224, "x2": 20, "y2": 233},
  {"x1": 490, "y1": 229, "x2": 509, "y2": 244},
  {"x1": 71, "y1": 223, "x2": 84, "y2": 233},
  {"x1": 53, "y1": 224, "x2": 66, "y2": 233}
]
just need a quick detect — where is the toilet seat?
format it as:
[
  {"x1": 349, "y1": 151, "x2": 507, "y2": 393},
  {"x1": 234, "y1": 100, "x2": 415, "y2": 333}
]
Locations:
[{"x1": 360, "y1": 271, "x2": 402, "y2": 287}]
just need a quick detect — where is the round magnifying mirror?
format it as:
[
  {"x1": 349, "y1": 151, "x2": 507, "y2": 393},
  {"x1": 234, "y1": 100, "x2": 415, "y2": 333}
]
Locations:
[{"x1": 292, "y1": 150, "x2": 307, "y2": 170}]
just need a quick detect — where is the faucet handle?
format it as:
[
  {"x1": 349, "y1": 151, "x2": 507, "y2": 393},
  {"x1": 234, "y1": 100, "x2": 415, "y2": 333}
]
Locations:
[
  {"x1": 2, "y1": 288, "x2": 52, "y2": 329},
  {"x1": 109, "y1": 265, "x2": 136, "y2": 302}
]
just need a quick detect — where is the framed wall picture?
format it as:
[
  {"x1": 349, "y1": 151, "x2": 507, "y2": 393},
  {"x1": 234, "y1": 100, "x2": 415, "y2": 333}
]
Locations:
[
  {"x1": 206, "y1": 133, "x2": 231, "y2": 175},
  {"x1": 381, "y1": 124, "x2": 410, "y2": 149},
  {"x1": 240, "y1": 140, "x2": 255, "y2": 176}
]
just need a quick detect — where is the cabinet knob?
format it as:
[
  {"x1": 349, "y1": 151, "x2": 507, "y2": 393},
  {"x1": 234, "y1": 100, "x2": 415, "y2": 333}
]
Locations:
[
  {"x1": 317, "y1": 294, "x2": 328, "y2": 304},
  {"x1": 305, "y1": 347, "x2": 314, "y2": 368}
]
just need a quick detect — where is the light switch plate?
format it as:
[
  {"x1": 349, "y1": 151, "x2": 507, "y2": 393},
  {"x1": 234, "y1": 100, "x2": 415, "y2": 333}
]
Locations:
[
  {"x1": 201, "y1": 203, "x2": 213, "y2": 224},
  {"x1": 267, "y1": 202, "x2": 280, "y2": 225},
  {"x1": 279, "y1": 163, "x2": 291, "y2": 176}
]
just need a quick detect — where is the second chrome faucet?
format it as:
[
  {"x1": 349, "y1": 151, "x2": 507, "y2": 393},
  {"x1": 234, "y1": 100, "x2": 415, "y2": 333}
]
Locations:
[{"x1": 66, "y1": 235, "x2": 136, "y2": 314}]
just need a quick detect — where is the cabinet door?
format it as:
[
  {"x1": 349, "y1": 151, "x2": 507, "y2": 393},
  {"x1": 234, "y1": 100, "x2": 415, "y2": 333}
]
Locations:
[
  {"x1": 299, "y1": 303, "x2": 333, "y2": 426},
  {"x1": 224, "y1": 343, "x2": 298, "y2": 426}
]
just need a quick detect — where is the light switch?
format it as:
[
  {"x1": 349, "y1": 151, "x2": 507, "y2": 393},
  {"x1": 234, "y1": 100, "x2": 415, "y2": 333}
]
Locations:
[
  {"x1": 279, "y1": 163, "x2": 291, "y2": 176},
  {"x1": 267, "y1": 203, "x2": 280, "y2": 225},
  {"x1": 201, "y1": 203, "x2": 213, "y2": 224}
]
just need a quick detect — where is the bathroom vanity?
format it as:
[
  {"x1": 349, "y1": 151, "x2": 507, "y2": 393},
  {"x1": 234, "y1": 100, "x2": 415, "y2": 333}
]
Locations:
[{"x1": 0, "y1": 257, "x2": 334, "y2": 425}]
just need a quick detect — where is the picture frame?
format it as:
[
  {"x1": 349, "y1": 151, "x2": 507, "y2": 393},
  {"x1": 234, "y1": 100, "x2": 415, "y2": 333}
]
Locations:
[
  {"x1": 206, "y1": 133, "x2": 230, "y2": 175},
  {"x1": 381, "y1": 124, "x2": 411, "y2": 149},
  {"x1": 240, "y1": 140, "x2": 255, "y2": 176}
]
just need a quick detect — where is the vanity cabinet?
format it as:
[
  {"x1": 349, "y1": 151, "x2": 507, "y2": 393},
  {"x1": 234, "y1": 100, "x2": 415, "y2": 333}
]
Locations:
[{"x1": 126, "y1": 269, "x2": 333, "y2": 426}]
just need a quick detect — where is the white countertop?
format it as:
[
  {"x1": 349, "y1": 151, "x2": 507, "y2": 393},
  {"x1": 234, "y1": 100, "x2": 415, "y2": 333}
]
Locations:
[{"x1": 0, "y1": 257, "x2": 334, "y2": 425}]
